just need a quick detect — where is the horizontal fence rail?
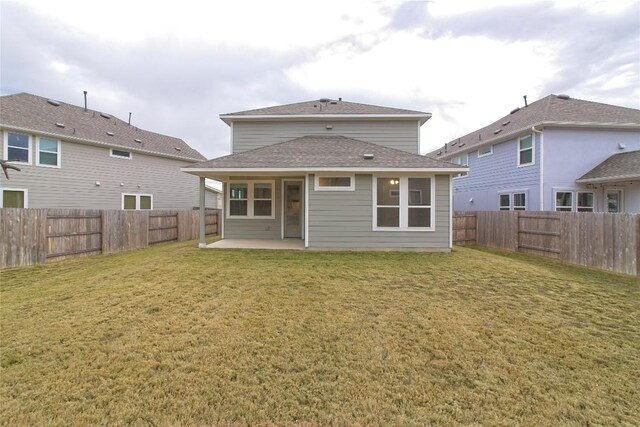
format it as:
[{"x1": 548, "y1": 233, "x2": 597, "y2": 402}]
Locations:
[
  {"x1": 453, "y1": 211, "x2": 639, "y2": 276},
  {"x1": 0, "y1": 208, "x2": 221, "y2": 268}
]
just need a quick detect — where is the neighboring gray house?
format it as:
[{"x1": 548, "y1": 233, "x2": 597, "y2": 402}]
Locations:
[
  {"x1": 0, "y1": 93, "x2": 208, "y2": 210},
  {"x1": 428, "y1": 95, "x2": 640, "y2": 213},
  {"x1": 183, "y1": 98, "x2": 466, "y2": 250}
]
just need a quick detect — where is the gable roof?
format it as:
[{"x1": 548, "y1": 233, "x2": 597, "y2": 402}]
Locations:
[
  {"x1": 0, "y1": 92, "x2": 205, "y2": 162},
  {"x1": 576, "y1": 150, "x2": 640, "y2": 183},
  {"x1": 183, "y1": 135, "x2": 465, "y2": 174},
  {"x1": 428, "y1": 94, "x2": 640, "y2": 159},
  {"x1": 220, "y1": 98, "x2": 431, "y2": 125}
]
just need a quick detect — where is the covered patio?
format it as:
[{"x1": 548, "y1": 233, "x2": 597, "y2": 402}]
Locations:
[{"x1": 205, "y1": 239, "x2": 305, "y2": 250}]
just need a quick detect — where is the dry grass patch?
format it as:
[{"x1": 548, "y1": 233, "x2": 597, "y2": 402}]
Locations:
[{"x1": 1, "y1": 242, "x2": 639, "y2": 426}]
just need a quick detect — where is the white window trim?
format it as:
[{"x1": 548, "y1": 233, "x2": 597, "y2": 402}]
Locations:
[
  {"x1": 314, "y1": 174, "x2": 355, "y2": 191},
  {"x1": 554, "y1": 190, "x2": 574, "y2": 212},
  {"x1": 36, "y1": 137, "x2": 61, "y2": 168},
  {"x1": 478, "y1": 145, "x2": 493, "y2": 158},
  {"x1": 513, "y1": 192, "x2": 527, "y2": 211},
  {"x1": 111, "y1": 148, "x2": 132, "y2": 159},
  {"x1": 121, "y1": 193, "x2": 153, "y2": 210},
  {"x1": 450, "y1": 153, "x2": 469, "y2": 179},
  {"x1": 577, "y1": 191, "x2": 595, "y2": 212},
  {"x1": 605, "y1": 188, "x2": 624, "y2": 213},
  {"x1": 3, "y1": 131, "x2": 32, "y2": 165},
  {"x1": 0, "y1": 188, "x2": 29, "y2": 208},
  {"x1": 372, "y1": 175, "x2": 435, "y2": 232},
  {"x1": 517, "y1": 134, "x2": 535, "y2": 167},
  {"x1": 499, "y1": 193, "x2": 511, "y2": 210},
  {"x1": 226, "y1": 180, "x2": 276, "y2": 219}
]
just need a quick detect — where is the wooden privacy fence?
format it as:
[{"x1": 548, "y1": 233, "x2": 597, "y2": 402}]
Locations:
[
  {"x1": 453, "y1": 211, "x2": 639, "y2": 276},
  {"x1": 0, "y1": 208, "x2": 220, "y2": 268}
]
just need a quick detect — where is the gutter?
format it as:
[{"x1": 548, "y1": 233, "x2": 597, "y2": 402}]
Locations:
[
  {"x1": 576, "y1": 174, "x2": 640, "y2": 184},
  {"x1": 220, "y1": 113, "x2": 432, "y2": 126}
]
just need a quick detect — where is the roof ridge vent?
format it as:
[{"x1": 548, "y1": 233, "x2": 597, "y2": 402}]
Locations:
[
  {"x1": 319, "y1": 98, "x2": 331, "y2": 102},
  {"x1": 510, "y1": 107, "x2": 520, "y2": 114},
  {"x1": 557, "y1": 94, "x2": 570, "y2": 100},
  {"x1": 47, "y1": 99, "x2": 61, "y2": 106}
]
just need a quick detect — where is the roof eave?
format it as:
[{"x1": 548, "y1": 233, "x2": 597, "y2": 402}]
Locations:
[
  {"x1": 220, "y1": 113, "x2": 432, "y2": 126},
  {"x1": 575, "y1": 174, "x2": 640, "y2": 184},
  {"x1": 182, "y1": 166, "x2": 467, "y2": 178}
]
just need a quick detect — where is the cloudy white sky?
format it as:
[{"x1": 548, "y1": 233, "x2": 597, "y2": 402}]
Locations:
[{"x1": 1, "y1": 0, "x2": 639, "y2": 159}]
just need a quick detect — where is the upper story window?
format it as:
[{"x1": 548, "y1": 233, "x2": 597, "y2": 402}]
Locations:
[
  {"x1": 555, "y1": 191, "x2": 573, "y2": 212},
  {"x1": 37, "y1": 137, "x2": 60, "y2": 167},
  {"x1": 227, "y1": 181, "x2": 275, "y2": 219},
  {"x1": 122, "y1": 194, "x2": 152, "y2": 210},
  {"x1": 315, "y1": 174, "x2": 355, "y2": 191},
  {"x1": 111, "y1": 149, "x2": 132, "y2": 159},
  {"x1": 449, "y1": 153, "x2": 468, "y2": 177},
  {"x1": 4, "y1": 132, "x2": 31, "y2": 164},
  {"x1": 373, "y1": 176, "x2": 433, "y2": 231},
  {"x1": 518, "y1": 135, "x2": 534, "y2": 166},
  {"x1": 478, "y1": 145, "x2": 493, "y2": 157}
]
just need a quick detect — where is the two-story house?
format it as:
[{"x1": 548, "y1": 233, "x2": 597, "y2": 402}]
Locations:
[
  {"x1": 428, "y1": 94, "x2": 640, "y2": 213},
  {"x1": 182, "y1": 98, "x2": 466, "y2": 250},
  {"x1": 0, "y1": 93, "x2": 216, "y2": 210}
]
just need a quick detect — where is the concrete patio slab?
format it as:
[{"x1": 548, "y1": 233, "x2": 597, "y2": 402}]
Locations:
[{"x1": 205, "y1": 239, "x2": 305, "y2": 250}]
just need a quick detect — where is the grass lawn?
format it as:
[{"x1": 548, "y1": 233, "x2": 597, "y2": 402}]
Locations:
[{"x1": 1, "y1": 241, "x2": 639, "y2": 426}]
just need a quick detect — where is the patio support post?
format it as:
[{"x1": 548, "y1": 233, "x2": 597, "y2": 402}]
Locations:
[{"x1": 199, "y1": 177, "x2": 206, "y2": 248}]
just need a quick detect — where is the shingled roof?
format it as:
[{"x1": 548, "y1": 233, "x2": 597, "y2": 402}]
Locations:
[
  {"x1": 0, "y1": 93, "x2": 205, "y2": 162},
  {"x1": 576, "y1": 150, "x2": 640, "y2": 183},
  {"x1": 220, "y1": 98, "x2": 431, "y2": 124},
  {"x1": 183, "y1": 135, "x2": 464, "y2": 171},
  {"x1": 428, "y1": 95, "x2": 640, "y2": 159}
]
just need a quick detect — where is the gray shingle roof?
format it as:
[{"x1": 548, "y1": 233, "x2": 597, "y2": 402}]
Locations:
[
  {"x1": 576, "y1": 150, "x2": 640, "y2": 183},
  {"x1": 184, "y1": 136, "x2": 464, "y2": 170},
  {"x1": 428, "y1": 95, "x2": 640, "y2": 159},
  {"x1": 0, "y1": 93, "x2": 205, "y2": 161}
]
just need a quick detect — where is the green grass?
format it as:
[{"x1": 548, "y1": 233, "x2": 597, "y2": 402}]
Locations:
[{"x1": 1, "y1": 241, "x2": 639, "y2": 426}]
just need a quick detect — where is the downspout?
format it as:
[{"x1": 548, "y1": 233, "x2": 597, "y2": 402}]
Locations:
[
  {"x1": 198, "y1": 177, "x2": 206, "y2": 248},
  {"x1": 304, "y1": 174, "x2": 310, "y2": 248},
  {"x1": 532, "y1": 126, "x2": 544, "y2": 211}
]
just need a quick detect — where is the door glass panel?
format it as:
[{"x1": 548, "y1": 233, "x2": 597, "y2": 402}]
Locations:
[
  {"x1": 285, "y1": 183, "x2": 301, "y2": 238},
  {"x1": 607, "y1": 191, "x2": 621, "y2": 213}
]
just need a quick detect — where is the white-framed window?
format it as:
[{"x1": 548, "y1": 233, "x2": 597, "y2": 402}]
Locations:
[
  {"x1": 111, "y1": 149, "x2": 132, "y2": 159},
  {"x1": 122, "y1": 193, "x2": 153, "y2": 210},
  {"x1": 555, "y1": 191, "x2": 573, "y2": 212},
  {"x1": 513, "y1": 193, "x2": 526, "y2": 211},
  {"x1": 315, "y1": 174, "x2": 355, "y2": 191},
  {"x1": 36, "y1": 137, "x2": 60, "y2": 168},
  {"x1": 373, "y1": 176, "x2": 434, "y2": 231},
  {"x1": 499, "y1": 194, "x2": 510, "y2": 211},
  {"x1": 449, "y1": 153, "x2": 468, "y2": 177},
  {"x1": 0, "y1": 188, "x2": 28, "y2": 208},
  {"x1": 4, "y1": 132, "x2": 32, "y2": 164},
  {"x1": 577, "y1": 192, "x2": 594, "y2": 212},
  {"x1": 227, "y1": 181, "x2": 275, "y2": 219},
  {"x1": 517, "y1": 134, "x2": 534, "y2": 166},
  {"x1": 478, "y1": 145, "x2": 493, "y2": 157}
]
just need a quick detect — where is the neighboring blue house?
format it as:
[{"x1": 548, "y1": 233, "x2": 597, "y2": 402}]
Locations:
[{"x1": 428, "y1": 95, "x2": 640, "y2": 213}]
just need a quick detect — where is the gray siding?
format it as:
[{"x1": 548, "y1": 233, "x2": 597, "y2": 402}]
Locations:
[
  {"x1": 224, "y1": 178, "x2": 282, "y2": 239},
  {"x1": 232, "y1": 120, "x2": 420, "y2": 154},
  {"x1": 308, "y1": 174, "x2": 450, "y2": 249},
  {"x1": 0, "y1": 130, "x2": 200, "y2": 209}
]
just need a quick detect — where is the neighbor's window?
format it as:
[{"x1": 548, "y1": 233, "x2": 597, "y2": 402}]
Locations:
[
  {"x1": 227, "y1": 182, "x2": 274, "y2": 219},
  {"x1": 5, "y1": 132, "x2": 31, "y2": 164},
  {"x1": 478, "y1": 145, "x2": 493, "y2": 157},
  {"x1": 449, "y1": 153, "x2": 468, "y2": 177},
  {"x1": 513, "y1": 193, "x2": 526, "y2": 211},
  {"x1": 111, "y1": 149, "x2": 132, "y2": 159},
  {"x1": 518, "y1": 135, "x2": 534, "y2": 166},
  {"x1": 499, "y1": 194, "x2": 510, "y2": 211},
  {"x1": 1, "y1": 189, "x2": 27, "y2": 208},
  {"x1": 316, "y1": 175, "x2": 354, "y2": 191},
  {"x1": 577, "y1": 192, "x2": 594, "y2": 212},
  {"x1": 122, "y1": 194, "x2": 153, "y2": 210},
  {"x1": 555, "y1": 192, "x2": 572, "y2": 212},
  {"x1": 37, "y1": 137, "x2": 60, "y2": 167},
  {"x1": 374, "y1": 176, "x2": 433, "y2": 230}
]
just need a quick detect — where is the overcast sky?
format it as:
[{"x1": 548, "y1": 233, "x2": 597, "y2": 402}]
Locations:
[{"x1": 1, "y1": 0, "x2": 639, "y2": 159}]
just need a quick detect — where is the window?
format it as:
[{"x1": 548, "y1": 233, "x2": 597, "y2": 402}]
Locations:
[
  {"x1": 4, "y1": 132, "x2": 31, "y2": 164},
  {"x1": 1, "y1": 189, "x2": 27, "y2": 208},
  {"x1": 227, "y1": 181, "x2": 274, "y2": 219},
  {"x1": 499, "y1": 194, "x2": 510, "y2": 211},
  {"x1": 122, "y1": 194, "x2": 153, "y2": 210},
  {"x1": 449, "y1": 153, "x2": 468, "y2": 177},
  {"x1": 513, "y1": 193, "x2": 526, "y2": 211},
  {"x1": 111, "y1": 149, "x2": 132, "y2": 159},
  {"x1": 478, "y1": 145, "x2": 493, "y2": 157},
  {"x1": 373, "y1": 176, "x2": 433, "y2": 231},
  {"x1": 555, "y1": 192, "x2": 573, "y2": 212},
  {"x1": 518, "y1": 135, "x2": 534, "y2": 166},
  {"x1": 577, "y1": 192, "x2": 594, "y2": 212},
  {"x1": 37, "y1": 137, "x2": 60, "y2": 167},
  {"x1": 315, "y1": 174, "x2": 354, "y2": 191}
]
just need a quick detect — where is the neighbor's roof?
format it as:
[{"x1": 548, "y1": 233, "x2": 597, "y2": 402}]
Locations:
[
  {"x1": 220, "y1": 98, "x2": 431, "y2": 125},
  {"x1": 183, "y1": 135, "x2": 465, "y2": 173},
  {"x1": 428, "y1": 94, "x2": 640, "y2": 159},
  {"x1": 0, "y1": 92, "x2": 205, "y2": 162},
  {"x1": 576, "y1": 150, "x2": 640, "y2": 183}
]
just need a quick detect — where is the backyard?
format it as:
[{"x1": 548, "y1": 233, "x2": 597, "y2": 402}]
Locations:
[{"x1": 1, "y1": 241, "x2": 638, "y2": 426}]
